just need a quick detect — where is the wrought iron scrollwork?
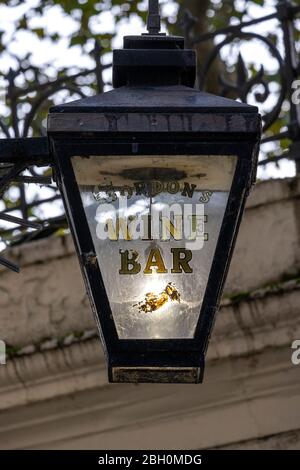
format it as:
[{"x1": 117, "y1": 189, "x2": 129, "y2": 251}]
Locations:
[
  {"x1": 183, "y1": 0, "x2": 300, "y2": 169},
  {"x1": 0, "y1": 38, "x2": 110, "y2": 271},
  {"x1": 0, "y1": 137, "x2": 52, "y2": 271},
  {"x1": 0, "y1": 0, "x2": 300, "y2": 271},
  {"x1": 198, "y1": 31, "x2": 287, "y2": 132}
]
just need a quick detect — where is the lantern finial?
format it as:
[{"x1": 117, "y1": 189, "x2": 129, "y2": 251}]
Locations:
[{"x1": 147, "y1": 0, "x2": 161, "y2": 35}]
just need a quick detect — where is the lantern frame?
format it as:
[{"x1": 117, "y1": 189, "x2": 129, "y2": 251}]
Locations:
[
  {"x1": 48, "y1": 0, "x2": 261, "y2": 383},
  {"x1": 50, "y1": 115, "x2": 260, "y2": 382}
]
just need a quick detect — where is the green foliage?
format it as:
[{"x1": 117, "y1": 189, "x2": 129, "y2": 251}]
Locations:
[
  {"x1": 0, "y1": 0, "x2": 297, "y2": 149},
  {"x1": 0, "y1": 0, "x2": 298, "y2": 233},
  {"x1": 0, "y1": 0, "x2": 146, "y2": 50}
]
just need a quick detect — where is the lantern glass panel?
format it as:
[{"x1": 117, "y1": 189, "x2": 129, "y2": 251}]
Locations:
[{"x1": 72, "y1": 154, "x2": 237, "y2": 339}]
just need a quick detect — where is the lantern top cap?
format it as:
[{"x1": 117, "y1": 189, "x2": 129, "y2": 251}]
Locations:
[
  {"x1": 146, "y1": 0, "x2": 161, "y2": 35},
  {"x1": 48, "y1": 0, "x2": 259, "y2": 118},
  {"x1": 49, "y1": 85, "x2": 258, "y2": 114}
]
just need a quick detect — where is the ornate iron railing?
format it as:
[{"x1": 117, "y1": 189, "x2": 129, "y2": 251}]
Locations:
[
  {"x1": 188, "y1": 0, "x2": 300, "y2": 170},
  {"x1": 0, "y1": 0, "x2": 299, "y2": 272},
  {"x1": 0, "y1": 39, "x2": 110, "y2": 267}
]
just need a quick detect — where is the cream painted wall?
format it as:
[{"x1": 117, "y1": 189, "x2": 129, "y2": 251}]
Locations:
[{"x1": 0, "y1": 177, "x2": 299, "y2": 449}]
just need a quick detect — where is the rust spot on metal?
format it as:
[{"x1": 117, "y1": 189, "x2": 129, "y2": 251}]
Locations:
[{"x1": 83, "y1": 252, "x2": 98, "y2": 267}]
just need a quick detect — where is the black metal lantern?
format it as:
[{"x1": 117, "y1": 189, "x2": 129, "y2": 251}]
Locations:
[{"x1": 48, "y1": 1, "x2": 261, "y2": 383}]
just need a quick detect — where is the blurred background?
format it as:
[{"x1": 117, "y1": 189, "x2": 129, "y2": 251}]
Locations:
[{"x1": 0, "y1": 0, "x2": 300, "y2": 450}]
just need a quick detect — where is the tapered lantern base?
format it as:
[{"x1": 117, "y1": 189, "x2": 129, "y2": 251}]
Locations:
[{"x1": 109, "y1": 366, "x2": 204, "y2": 384}]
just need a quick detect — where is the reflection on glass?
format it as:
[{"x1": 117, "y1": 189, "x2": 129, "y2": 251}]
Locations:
[{"x1": 72, "y1": 155, "x2": 236, "y2": 339}]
